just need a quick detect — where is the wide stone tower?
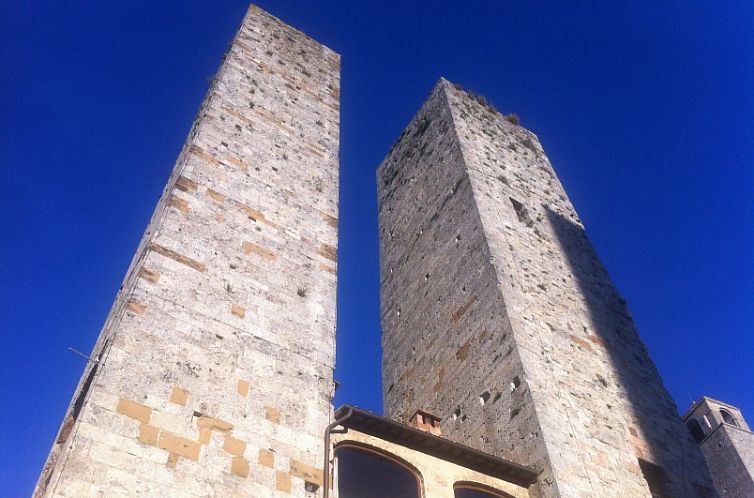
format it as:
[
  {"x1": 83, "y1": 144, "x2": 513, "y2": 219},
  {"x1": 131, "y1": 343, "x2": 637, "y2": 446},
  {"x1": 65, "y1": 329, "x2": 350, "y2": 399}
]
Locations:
[
  {"x1": 36, "y1": 6, "x2": 339, "y2": 497},
  {"x1": 378, "y1": 79, "x2": 716, "y2": 498}
]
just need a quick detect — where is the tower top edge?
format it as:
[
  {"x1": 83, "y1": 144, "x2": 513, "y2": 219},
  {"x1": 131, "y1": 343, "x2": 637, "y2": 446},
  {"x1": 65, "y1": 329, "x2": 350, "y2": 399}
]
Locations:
[
  {"x1": 683, "y1": 396, "x2": 745, "y2": 419},
  {"x1": 245, "y1": 3, "x2": 341, "y2": 58}
]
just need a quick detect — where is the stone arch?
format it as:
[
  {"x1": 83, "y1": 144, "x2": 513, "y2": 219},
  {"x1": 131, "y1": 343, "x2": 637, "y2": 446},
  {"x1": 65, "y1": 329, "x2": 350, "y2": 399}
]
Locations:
[{"x1": 454, "y1": 481, "x2": 515, "y2": 498}]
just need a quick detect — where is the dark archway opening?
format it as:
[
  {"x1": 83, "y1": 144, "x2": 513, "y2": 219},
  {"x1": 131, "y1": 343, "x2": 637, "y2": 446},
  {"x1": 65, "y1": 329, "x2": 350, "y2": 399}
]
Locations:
[
  {"x1": 720, "y1": 409, "x2": 738, "y2": 427},
  {"x1": 335, "y1": 445, "x2": 420, "y2": 498},
  {"x1": 686, "y1": 418, "x2": 705, "y2": 443}
]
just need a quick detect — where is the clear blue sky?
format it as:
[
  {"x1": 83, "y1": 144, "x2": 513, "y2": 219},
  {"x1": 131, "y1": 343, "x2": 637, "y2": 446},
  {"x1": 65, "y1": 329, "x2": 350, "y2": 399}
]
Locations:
[{"x1": 2, "y1": 1, "x2": 752, "y2": 495}]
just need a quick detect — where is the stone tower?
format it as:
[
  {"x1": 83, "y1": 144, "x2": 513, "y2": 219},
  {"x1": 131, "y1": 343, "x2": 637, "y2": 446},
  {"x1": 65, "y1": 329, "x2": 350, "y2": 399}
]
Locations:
[
  {"x1": 684, "y1": 397, "x2": 754, "y2": 497},
  {"x1": 35, "y1": 6, "x2": 339, "y2": 497},
  {"x1": 377, "y1": 79, "x2": 717, "y2": 498}
]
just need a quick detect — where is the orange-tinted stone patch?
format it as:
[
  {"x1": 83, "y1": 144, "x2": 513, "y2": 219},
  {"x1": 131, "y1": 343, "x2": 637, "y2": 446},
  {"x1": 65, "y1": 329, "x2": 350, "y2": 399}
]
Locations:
[
  {"x1": 169, "y1": 387, "x2": 189, "y2": 406},
  {"x1": 265, "y1": 407, "x2": 280, "y2": 424},
  {"x1": 231, "y1": 456, "x2": 250, "y2": 478},
  {"x1": 117, "y1": 398, "x2": 152, "y2": 424},
  {"x1": 258, "y1": 448, "x2": 275, "y2": 468}
]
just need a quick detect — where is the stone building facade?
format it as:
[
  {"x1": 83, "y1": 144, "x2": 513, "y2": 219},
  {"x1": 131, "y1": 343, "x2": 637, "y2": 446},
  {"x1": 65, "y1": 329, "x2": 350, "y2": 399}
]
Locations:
[
  {"x1": 377, "y1": 79, "x2": 718, "y2": 497},
  {"x1": 35, "y1": 6, "x2": 340, "y2": 497},
  {"x1": 329, "y1": 405, "x2": 537, "y2": 498},
  {"x1": 684, "y1": 398, "x2": 754, "y2": 497}
]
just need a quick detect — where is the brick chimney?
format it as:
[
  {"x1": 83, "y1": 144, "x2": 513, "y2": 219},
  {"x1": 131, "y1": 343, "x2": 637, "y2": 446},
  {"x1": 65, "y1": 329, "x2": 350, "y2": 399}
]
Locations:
[{"x1": 409, "y1": 410, "x2": 442, "y2": 436}]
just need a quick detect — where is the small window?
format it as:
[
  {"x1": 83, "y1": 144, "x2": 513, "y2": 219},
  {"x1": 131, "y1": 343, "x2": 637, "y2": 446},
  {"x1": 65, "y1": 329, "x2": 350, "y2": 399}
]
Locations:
[
  {"x1": 720, "y1": 409, "x2": 739, "y2": 427},
  {"x1": 335, "y1": 445, "x2": 420, "y2": 498},
  {"x1": 686, "y1": 418, "x2": 705, "y2": 443},
  {"x1": 638, "y1": 459, "x2": 671, "y2": 498},
  {"x1": 509, "y1": 198, "x2": 533, "y2": 227},
  {"x1": 455, "y1": 482, "x2": 514, "y2": 498}
]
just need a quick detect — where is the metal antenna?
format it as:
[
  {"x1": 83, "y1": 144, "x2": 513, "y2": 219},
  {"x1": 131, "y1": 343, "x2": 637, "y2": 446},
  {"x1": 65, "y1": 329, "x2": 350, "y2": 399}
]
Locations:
[{"x1": 67, "y1": 347, "x2": 98, "y2": 364}]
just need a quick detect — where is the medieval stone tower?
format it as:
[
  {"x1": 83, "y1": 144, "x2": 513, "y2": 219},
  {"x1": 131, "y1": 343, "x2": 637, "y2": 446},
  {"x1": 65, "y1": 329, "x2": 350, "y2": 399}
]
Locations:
[
  {"x1": 35, "y1": 6, "x2": 339, "y2": 497},
  {"x1": 684, "y1": 397, "x2": 754, "y2": 497},
  {"x1": 378, "y1": 79, "x2": 717, "y2": 497}
]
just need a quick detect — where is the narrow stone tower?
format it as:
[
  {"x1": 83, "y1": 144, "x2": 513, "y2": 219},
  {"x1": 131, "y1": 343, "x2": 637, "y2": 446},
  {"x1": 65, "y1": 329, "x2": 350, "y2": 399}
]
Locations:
[
  {"x1": 684, "y1": 397, "x2": 754, "y2": 497},
  {"x1": 35, "y1": 6, "x2": 339, "y2": 497},
  {"x1": 378, "y1": 79, "x2": 716, "y2": 498}
]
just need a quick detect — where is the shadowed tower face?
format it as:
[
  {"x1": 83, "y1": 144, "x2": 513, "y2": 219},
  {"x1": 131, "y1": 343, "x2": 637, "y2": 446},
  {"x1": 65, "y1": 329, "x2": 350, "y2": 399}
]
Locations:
[
  {"x1": 35, "y1": 6, "x2": 339, "y2": 497},
  {"x1": 377, "y1": 79, "x2": 716, "y2": 498}
]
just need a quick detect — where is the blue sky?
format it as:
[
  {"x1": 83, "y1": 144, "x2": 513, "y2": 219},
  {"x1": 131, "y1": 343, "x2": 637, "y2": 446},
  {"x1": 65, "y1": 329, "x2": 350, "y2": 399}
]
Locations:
[{"x1": 2, "y1": 1, "x2": 752, "y2": 494}]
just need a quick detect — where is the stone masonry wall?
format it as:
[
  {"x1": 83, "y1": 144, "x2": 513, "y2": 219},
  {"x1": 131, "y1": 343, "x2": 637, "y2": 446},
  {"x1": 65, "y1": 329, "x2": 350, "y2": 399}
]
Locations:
[
  {"x1": 379, "y1": 79, "x2": 717, "y2": 498},
  {"x1": 378, "y1": 80, "x2": 554, "y2": 497},
  {"x1": 701, "y1": 424, "x2": 754, "y2": 497},
  {"x1": 35, "y1": 6, "x2": 339, "y2": 498}
]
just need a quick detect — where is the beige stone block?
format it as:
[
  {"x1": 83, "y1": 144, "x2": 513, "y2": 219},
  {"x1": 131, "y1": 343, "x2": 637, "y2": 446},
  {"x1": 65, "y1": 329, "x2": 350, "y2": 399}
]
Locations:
[
  {"x1": 242, "y1": 241, "x2": 276, "y2": 259},
  {"x1": 231, "y1": 456, "x2": 250, "y2": 478},
  {"x1": 126, "y1": 299, "x2": 146, "y2": 315},
  {"x1": 258, "y1": 448, "x2": 275, "y2": 468},
  {"x1": 276, "y1": 471, "x2": 292, "y2": 493},
  {"x1": 231, "y1": 304, "x2": 246, "y2": 318},
  {"x1": 319, "y1": 263, "x2": 336, "y2": 275},
  {"x1": 157, "y1": 430, "x2": 200, "y2": 461},
  {"x1": 197, "y1": 427, "x2": 212, "y2": 445},
  {"x1": 139, "y1": 268, "x2": 161, "y2": 284},
  {"x1": 265, "y1": 407, "x2": 280, "y2": 424},
  {"x1": 237, "y1": 379, "x2": 250, "y2": 397},
  {"x1": 168, "y1": 194, "x2": 190, "y2": 213},
  {"x1": 197, "y1": 415, "x2": 234, "y2": 433},
  {"x1": 317, "y1": 243, "x2": 337, "y2": 262},
  {"x1": 138, "y1": 424, "x2": 159, "y2": 446},
  {"x1": 206, "y1": 188, "x2": 227, "y2": 203},
  {"x1": 175, "y1": 175, "x2": 198, "y2": 192},
  {"x1": 116, "y1": 398, "x2": 152, "y2": 423},
  {"x1": 169, "y1": 386, "x2": 189, "y2": 406},
  {"x1": 289, "y1": 458, "x2": 322, "y2": 486},
  {"x1": 150, "y1": 243, "x2": 207, "y2": 273},
  {"x1": 223, "y1": 435, "x2": 247, "y2": 456}
]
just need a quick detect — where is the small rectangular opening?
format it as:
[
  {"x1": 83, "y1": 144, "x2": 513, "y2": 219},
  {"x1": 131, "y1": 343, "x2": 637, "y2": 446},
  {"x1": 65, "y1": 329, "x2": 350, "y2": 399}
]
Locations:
[
  {"x1": 638, "y1": 459, "x2": 671, "y2": 498},
  {"x1": 509, "y1": 197, "x2": 533, "y2": 227}
]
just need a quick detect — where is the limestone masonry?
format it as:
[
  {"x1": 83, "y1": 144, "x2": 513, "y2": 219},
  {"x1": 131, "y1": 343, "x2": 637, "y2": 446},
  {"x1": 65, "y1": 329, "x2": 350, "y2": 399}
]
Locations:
[
  {"x1": 35, "y1": 6, "x2": 339, "y2": 497},
  {"x1": 377, "y1": 79, "x2": 718, "y2": 497},
  {"x1": 36, "y1": 4, "x2": 742, "y2": 498}
]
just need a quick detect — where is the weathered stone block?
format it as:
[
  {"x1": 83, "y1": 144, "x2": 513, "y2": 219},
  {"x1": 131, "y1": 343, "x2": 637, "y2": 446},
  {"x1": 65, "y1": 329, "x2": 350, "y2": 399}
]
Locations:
[
  {"x1": 156, "y1": 430, "x2": 201, "y2": 461},
  {"x1": 116, "y1": 398, "x2": 152, "y2": 424}
]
